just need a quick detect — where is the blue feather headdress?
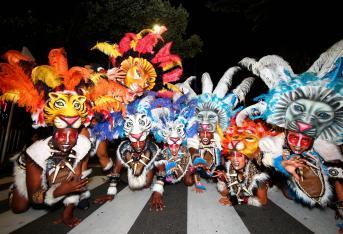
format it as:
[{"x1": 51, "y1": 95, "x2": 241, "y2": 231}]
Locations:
[
  {"x1": 90, "y1": 111, "x2": 125, "y2": 141},
  {"x1": 237, "y1": 40, "x2": 343, "y2": 142},
  {"x1": 187, "y1": 67, "x2": 254, "y2": 132},
  {"x1": 150, "y1": 93, "x2": 198, "y2": 144}
]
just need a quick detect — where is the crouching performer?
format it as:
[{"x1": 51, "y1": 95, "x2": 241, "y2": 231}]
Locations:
[
  {"x1": 238, "y1": 40, "x2": 343, "y2": 215},
  {"x1": 215, "y1": 118, "x2": 271, "y2": 207},
  {"x1": 95, "y1": 96, "x2": 166, "y2": 210},
  {"x1": 9, "y1": 92, "x2": 91, "y2": 227},
  {"x1": 183, "y1": 68, "x2": 255, "y2": 192},
  {"x1": 150, "y1": 93, "x2": 198, "y2": 185}
]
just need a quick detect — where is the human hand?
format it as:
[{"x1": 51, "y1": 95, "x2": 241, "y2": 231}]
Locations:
[
  {"x1": 150, "y1": 192, "x2": 165, "y2": 211},
  {"x1": 54, "y1": 176, "x2": 88, "y2": 197},
  {"x1": 281, "y1": 156, "x2": 308, "y2": 181}
]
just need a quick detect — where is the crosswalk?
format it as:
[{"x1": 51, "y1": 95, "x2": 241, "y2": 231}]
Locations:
[{"x1": 0, "y1": 173, "x2": 341, "y2": 234}]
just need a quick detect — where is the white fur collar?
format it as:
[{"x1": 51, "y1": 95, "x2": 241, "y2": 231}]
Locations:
[{"x1": 26, "y1": 135, "x2": 91, "y2": 169}]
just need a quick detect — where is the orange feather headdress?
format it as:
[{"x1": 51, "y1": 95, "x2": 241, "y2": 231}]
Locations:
[
  {"x1": 0, "y1": 49, "x2": 96, "y2": 127},
  {"x1": 222, "y1": 117, "x2": 274, "y2": 159},
  {"x1": 92, "y1": 25, "x2": 183, "y2": 97}
]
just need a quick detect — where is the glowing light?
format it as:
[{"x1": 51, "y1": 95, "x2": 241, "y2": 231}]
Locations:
[{"x1": 152, "y1": 24, "x2": 167, "y2": 34}]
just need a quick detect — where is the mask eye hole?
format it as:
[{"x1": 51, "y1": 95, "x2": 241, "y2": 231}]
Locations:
[
  {"x1": 245, "y1": 137, "x2": 255, "y2": 142},
  {"x1": 293, "y1": 104, "x2": 304, "y2": 112},
  {"x1": 54, "y1": 100, "x2": 65, "y2": 108},
  {"x1": 317, "y1": 112, "x2": 330, "y2": 119},
  {"x1": 73, "y1": 101, "x2": 80, "y2": 110}
]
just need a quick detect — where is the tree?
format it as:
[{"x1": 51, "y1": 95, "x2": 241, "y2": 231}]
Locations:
[{"x1": 0, "y1": 0, "x2": 203, "y2": 66}]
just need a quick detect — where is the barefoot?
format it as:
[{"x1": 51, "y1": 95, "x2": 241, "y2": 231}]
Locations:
[
  {"x1": 62, "y1": 205, "x2": 81, "y2": 228},
  {"x1": 93, "y1": 195, "x2": 114, "y2": 205},
  {"x1": 63, "y1": 216, "x2": 81, "y2": 228},
  {"x1": 219, "y1": 197, "x2": 232, "y2": 206}
]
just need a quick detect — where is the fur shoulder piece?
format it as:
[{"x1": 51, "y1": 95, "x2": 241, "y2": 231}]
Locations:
[
  {"x1": 26, "y1": 137, "x2": 53, "y2": 168},
  {"x1": 313, "y1": 138, "x2": 343, "y2": 162},
  {"x1": 72, "y1": 135, "x2": 91, "y2": 163},
  {"x1": 259, "y1": 133, "x2": 284, "y2": 167},
  {"x1": 26, "y1": 135, "x2": 91, "y2": 169}
]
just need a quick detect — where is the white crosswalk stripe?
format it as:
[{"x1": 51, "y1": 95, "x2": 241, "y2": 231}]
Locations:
[
  {"x1": 187, "y1": 181, "x2": 250, "y2": 234},
  {"x1": 0, "y1": 175, "x2": 341, "y2": 234},
  {"x1": 0, "y1": 176, "x2": 107, "y2": 234},
  {"x1": 69, "y1": 186, "x2": 152, "y2": 234},
  {"x1": 268, "y1": 187, "x2": 339, "y2": 234}
]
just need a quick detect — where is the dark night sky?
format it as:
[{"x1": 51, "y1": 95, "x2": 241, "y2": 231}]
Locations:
[
  {"x1": 0, "y1": 0, "x2": 342, "y2": 132},
  {"x1": 0, "y1": 0, "x2": 342, "y2": 91},
  {"x1": 181, "y1": 0, "x2": 342, "y2": 75}
]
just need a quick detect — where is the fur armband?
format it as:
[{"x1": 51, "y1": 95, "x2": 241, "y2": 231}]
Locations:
[
  {"x1": 80, "y1": 190, "x2": 91, "y2": 200},
  {"x1": 247, "y1": 197, "x2": 262, "y2": 207},
  {"x1": 63, "y1": 194, "x2": 80, "y2": 206},
  {"x1": 103, "y1": 159, "x2": 113, "y2": 171},
  {"x1": 44, "y1": 184, "x2": 65, "y2": 205},
  {"x1": 217, "y1": 180, "x2": 227, "y2": 193},
  {"x1": 107, "y1": 173, "x2": 119, "y2": 195},
  {"x1": 152, "y1": 181, "x2": 164, "y2": 195},
  {"x1": 81, "y1": 169, "x2": 93, "y2": 179},
  {"x1": 273, "y1": 156, "x2": 290, "y2": 177},
  {"x1": 107, "y1": 185, "x2": 117, "y2": 196}
]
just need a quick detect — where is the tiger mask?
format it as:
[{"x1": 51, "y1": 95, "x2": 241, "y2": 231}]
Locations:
[
  {"x1": 43, "y1": 92, "x2": 88, "y2": 129},
  {"x1": 222, "y1": 118, "x2": 272, "y2": 160}
]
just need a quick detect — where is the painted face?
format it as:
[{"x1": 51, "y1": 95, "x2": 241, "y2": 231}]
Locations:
[
  {"x1": 199, "y1": 130, "x2": 214, "y2": 145},
  {"x1": 285, "y1": 99, "x2": 334, "y2": 138},
  {"x1": 286, "y1": 131, "x2": 314, "y2": 154},
  {"x1": 53, "y1": 128, "x2": 78, "y2": 152},
  {"x1": 228, "y1": 152, "x2": 247, "y2": 171}
]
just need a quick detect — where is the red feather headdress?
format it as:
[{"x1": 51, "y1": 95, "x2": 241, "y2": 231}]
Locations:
[{"x1": 92, "y1": 25, "x2": 183, "y2": 95}]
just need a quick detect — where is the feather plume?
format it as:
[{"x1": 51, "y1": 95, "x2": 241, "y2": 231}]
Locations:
[
  {"x1": 91, "y1": 42, "x2": 121, "y2": 58},
  {"x1": 88, "y1": 73, "x2": 105, "y2": 85},
  {"x1": 162, "y1": 68, "x2": 183, "y2": 83},
  {"x1": 151, "y1": 43, "x2": 181, "y2": 66},
  {"x1": 135, "y1": 33, "x2": 159, "y2": 54},
  {"x1": 48, "y1": 48, "x2": 68, "y2": 74},
  {"x1": 63, "y1": 67, "x2": 91, "y2": 91},
  {"x1": 0, "y1": 63, "x2": 44, "y2": 113},
  {"x1": 92, "y1": 96, "x2": 124, "y2": 113},
  {"x1": 118, "y1": 33, "x2": 136, "y2": 54},
  {"x1": 2, "y1": 50, "x2": 33, "y2": 66},
  {"x1": 0, "y1": 91, "x2": 19, "y2": 103},
  {"x1": 31, "y1": 65, "x2": 61, "y2": 88}
]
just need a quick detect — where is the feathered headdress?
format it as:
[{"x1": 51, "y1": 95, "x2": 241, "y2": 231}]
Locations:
[
  {"x1": 0, "y1": 48, "x2": 95, "y2": 127},
  {"x1": 237, "y1": 39, "x2": 343, "y2": 142},
  {"x1": 222, "y1": 117, "x2": 273, "y2": 158},
  {"x1": 92, "y1": 25, "x2": 183, "y2": 96},
  {"x1": 180, "y1": 66, "x2": 255, "y2": 133},
  {"x1": 150, "y1": 93, "x2": 198, "y2": 144}
]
